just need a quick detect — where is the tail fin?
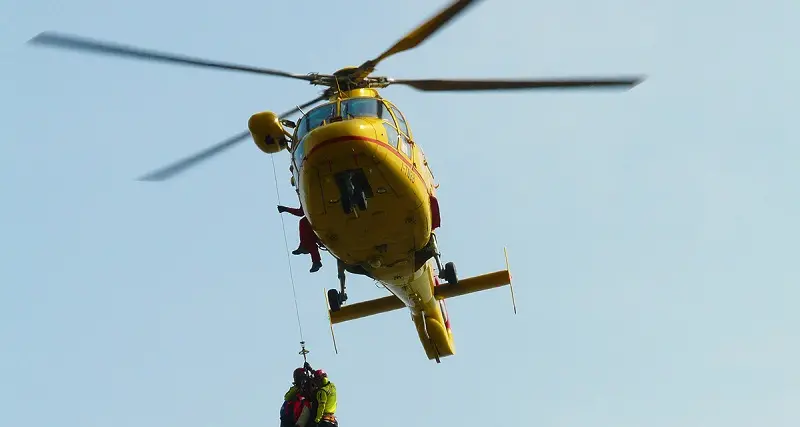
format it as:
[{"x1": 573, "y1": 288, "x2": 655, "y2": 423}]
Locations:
[{"x1": 506, "y1": 247, "x2": 517, "y2": 314}]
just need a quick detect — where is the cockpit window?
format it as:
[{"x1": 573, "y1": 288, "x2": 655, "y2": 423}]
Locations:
[
  {"x1": 341, "y1": 98, "x2": 381, "y2": 119},
  {"x1": 293, "y1": 137, "x2": 305, "y2": 168},
  {"x1": 296, "y1": 102, "x2": 336, "y2": 141}
]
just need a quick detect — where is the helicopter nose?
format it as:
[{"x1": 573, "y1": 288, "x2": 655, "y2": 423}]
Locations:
[{"x1": 302, "y1": 119, "x2": 380, "y2": 163}]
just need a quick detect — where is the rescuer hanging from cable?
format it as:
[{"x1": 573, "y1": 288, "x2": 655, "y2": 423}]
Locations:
[
  {"x1": 274, "y1": 162, "x2": 339, "y2": 427},
  {"x1": 309, "y1": 367, "x2": 338, "y2": 427},
  {"x1": 281, "y1": 357, "x2": 338, "y2": 427},
  {"x1": 277, "y1": 204, "x2": 323, "y2": 273}
]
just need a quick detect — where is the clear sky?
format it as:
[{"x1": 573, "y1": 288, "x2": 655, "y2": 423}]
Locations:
[{"x1": 2, "y1": 1, "x2": 799, "y2": 426}]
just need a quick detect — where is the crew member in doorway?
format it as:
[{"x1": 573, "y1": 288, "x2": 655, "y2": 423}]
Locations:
[{"x1": 277, "y1": 204, "x2": 322, "y2": 273}]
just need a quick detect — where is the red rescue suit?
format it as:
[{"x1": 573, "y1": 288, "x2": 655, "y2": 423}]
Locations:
[{"x1": 282, "y1": 206, "x2": 321, "y2": 264}]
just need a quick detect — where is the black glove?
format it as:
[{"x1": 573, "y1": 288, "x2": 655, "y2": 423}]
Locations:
[{"x1": 277, "y1": 205, "x2": 287, "y2": 213}]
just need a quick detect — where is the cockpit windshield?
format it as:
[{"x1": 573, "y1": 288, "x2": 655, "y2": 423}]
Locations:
[
  {"x1": 341, "y1": 98, "x2": 382, "y2": 119},
  {"x1": 295, "y1": 98, "x2": 391, "y2": 144},
  {"x1": 296, "y1": 102, "x2": 336, "y2": 141}
]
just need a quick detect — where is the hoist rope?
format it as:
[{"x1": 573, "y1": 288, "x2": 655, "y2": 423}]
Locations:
[{"x1": 270, "y1": 154, "x2": 305, "y2": 342}]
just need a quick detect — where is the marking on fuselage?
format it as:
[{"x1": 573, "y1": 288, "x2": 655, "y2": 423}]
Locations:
[{"x1": 400, "y1": 163, "x2": 416, "y2": 183}]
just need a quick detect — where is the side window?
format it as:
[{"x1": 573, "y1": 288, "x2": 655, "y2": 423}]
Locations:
[
  {"x1": 294, "y1": 116, "x2": 304, "y2": 140},
  {"x1": 390, "y1": 105, "x2": 409, "y2": 137},
  {"x1": 295, "y1": 117, "x2": 309, "y2": 141},
  {"x1": 398, "y1": 134, "x2": 412, "y2": 158},
  {"x1": 293, "y1": 138, "x2": 306, "y2": 167},
  {"x1": 379, "y1": 101, "x2": 394, "y2": 122},
  {"x1": 383, "y1": 123, "x2": 399, "y2": 148}
]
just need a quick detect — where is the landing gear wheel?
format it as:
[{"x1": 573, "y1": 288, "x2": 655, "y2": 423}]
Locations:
[
  {"x1": 328, "y1": 289, "x2": 342, "y2": 312},
  {"x1": 430, "y1": 234, "x2": 457, "y2": 285},
  {"x1": 443, "y1": 261, "x2": 458, "y2": 285}
]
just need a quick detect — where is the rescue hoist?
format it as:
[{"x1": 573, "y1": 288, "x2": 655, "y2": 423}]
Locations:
[
  {"x1": 270, "y1": 155, "x2": 315, "y2": 365},
  {"x1": 271, "y1": 155, "x2": 338, "y2": 367}
]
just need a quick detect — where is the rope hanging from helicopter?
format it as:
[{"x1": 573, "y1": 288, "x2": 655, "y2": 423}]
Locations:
[{"x1": 270, "y1": 154, "x2": 310, "y2": 363}]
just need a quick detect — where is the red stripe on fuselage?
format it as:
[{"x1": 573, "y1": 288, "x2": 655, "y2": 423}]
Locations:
[{"x1": 303, "y1": 135, "x2": 425, "y2": 182}]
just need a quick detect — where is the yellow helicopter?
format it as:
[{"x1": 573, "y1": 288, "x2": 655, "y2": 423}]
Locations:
[{"x1": 27, "y1": 0, "x2": 645, "y2": 362}]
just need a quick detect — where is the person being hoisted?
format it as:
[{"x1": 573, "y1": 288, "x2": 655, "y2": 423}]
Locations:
[
  {"x1": 283, "y1": 365, "x2": 313, "y2": 401},
  {"x1": 277, "y1": 204, "x2": 322, "y2": 273},
  {"x1": 281, "y1": 364, "x2": 314, "y2": 427}
]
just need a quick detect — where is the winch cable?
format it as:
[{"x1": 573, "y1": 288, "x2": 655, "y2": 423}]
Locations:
[{"x1": 270, "y1": 154, "x2": 306, "y2": 354}]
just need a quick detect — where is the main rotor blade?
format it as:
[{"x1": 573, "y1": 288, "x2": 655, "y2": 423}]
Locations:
[
  {"x1": 136, "y1": 130, "x2": 251, "y2": 181},
  {"x1": 137, "y1": 96, "x2": 326, "y2": 181},
  {"x1": 354, "y1": 0, "x2": 481, "y2": 79},
  {"x1": 389, "y1": 76, "x2": 646, "y2": 91},
  {"x1": 28, "y1": 32, "x2": 315, "y2": 82}
]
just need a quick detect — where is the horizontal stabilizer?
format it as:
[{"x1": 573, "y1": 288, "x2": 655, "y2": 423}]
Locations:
[
  {"x1": 329, "y1": 269, "x2": 512, "y2": 325},
  {"x1": 329, "y1": 294, "x2": 405, "y2": 325},
  {"x1": 434, "y1": 269, "x2": 511, "y2": 299}
]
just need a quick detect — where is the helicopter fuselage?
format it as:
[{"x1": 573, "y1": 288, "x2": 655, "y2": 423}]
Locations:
[
  {"x1": 290, "y1": 93, "x2": 457, "y2": 360},
  {"x1": 291, "y1": 90, "x2": 438, "y2": 283}
]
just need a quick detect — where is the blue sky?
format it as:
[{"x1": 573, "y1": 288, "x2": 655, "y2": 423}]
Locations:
[{"x1": 2, "y1": 0, "x2": 799, "y2": 426}]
